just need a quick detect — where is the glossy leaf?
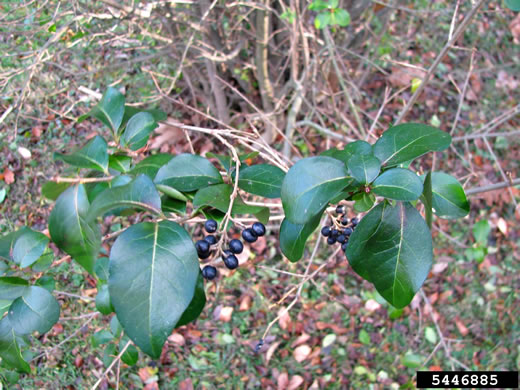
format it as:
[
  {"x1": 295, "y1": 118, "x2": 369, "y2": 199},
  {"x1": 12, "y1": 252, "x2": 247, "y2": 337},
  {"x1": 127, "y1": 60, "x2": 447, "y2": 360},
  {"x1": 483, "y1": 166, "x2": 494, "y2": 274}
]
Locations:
[
  {"x1": 422, "y1": 171, "x2": 433, "y2": 229},
  {"x1": 373, "y1": 123, "x2": 451, "y2": 166},
  {"x1": 129, "y1": 154, "x2": 173, "y2": 179},
  {"x1": 35, "y1": 276, "x2": 55, "y2": 292},
  {"x1": 54, "y1": 135, "x2": 109, "y2": 172},
  {"x1": 120, "y1": 337, "x2": 139, "y2": 365},
  {"x1": 372, "y1": 168, "x2": 423, "y2": 201},
  {"x1": 155, "y1": 154, "x2": 223, "y2": 191},
  {"x1": 92, "y1": 330, "x2": 114, "y2": 347},
  {"x1": 428, "y1": 172, "x2": 469, "y2": 219},
  {"x1": 0, "y1": 316, "x2": 30, "y2": 373},
  {"x1": 8, "y1": 286, "x2": 60, "y2": 335},
  {"x1": 96, "y1": 283, "x2": 114, "y2": 315},
  {"x1": 237, "y1": 164, "x2": 285, "y2": 198},
  {"x1": 353, "y1": 192, "x2": 376, "y2": 212},
  {"x1": 347, "y1": 154, "x2": 381, "y2": 184},
  {"x1": 103, "y1": 343, "x2": 117, "y2": 367},
  {"x1": 108, "y1": 154, "x2": 133, "y2": 173},
  {"x1": 120, "y1": 106, "x2": 166, "y2": 131},
  {"x1": 0, "y1": 227, "x2": 31, "y2": 262},
  {"x1": 505, "y1": 0, "x2": 520, "y2": 11},
  {"x1": 120, "y1": 112, "x2": 158, "y2": 151},
  {"x1": 155, "y1": 184, "x2": 188, "y2": 202},
  {"x1": 321, "y1": 140, "x2": 372, "y2": 165},
  {"x1": 161, "y1": 196, "x2": 187, "y2": 215},
  {"x1": 79, "y1": 87, "x2": 125, "y2": 133},
  {"x1": 49, "y1": 184, "x2": 101, "y2": 274},
  {"x1": 176, "y1": 271, "x2": 206, "y2": 327},
  {"x1": 279, "y1": 208, "x2": 324, "y2": 262},
  {"x1": 31, "y1": 249, "x2": 54, "y2": 272},
  {"x1": 346, "y1": 202, "x2": 432, "y2": 308},
  {"x1": 109, "y1": 220, "x2": 199, "y2": 358},
  {"x1": 12, "y1": 229, "x2": 49, "y2": 268},
  {"x1": 0, "y1": 277, "x2": 29, "y2": 300},
  {"x1": 193, "y1": 184, "x2": 270, "y2": 225},
  {"x1": 95, "y1": 257, "x2": 110, "y2": 282},
  {"x1": 41, "y1": 181, "x2": 71, "y2": 200},
  {"x1": 87, "y1": 175, "x2": 161, "y2": 222},
  {"x1": 281, "y1": 156, "x2": 351, "y2": 225}
]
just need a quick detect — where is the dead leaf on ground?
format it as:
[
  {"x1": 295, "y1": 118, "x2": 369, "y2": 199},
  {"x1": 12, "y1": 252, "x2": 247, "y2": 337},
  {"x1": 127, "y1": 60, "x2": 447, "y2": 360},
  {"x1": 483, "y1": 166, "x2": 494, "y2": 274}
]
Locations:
[
  {"x1": 455, "y1": 317, "x2": 469, "y2": 336},
  {"x1": 387, "y1": 66, "x2": 426, "y2": 88},
  {"x1": 291, "y1": 333, "x2": 310, "y2": 348},
  {"x1": 277, "y1": 372, "x2": 289, "y2": 390},
  {"x1": 293, "y1": 344, "x2": 311, "y2": 363},
  {"x1": 432, "y1": 262, "x2": 448, "y2": 274},
  {"x1": 265, "y1": 341, "x2": 281, "y2": 365},
  {"x1": 178, "y1": 378, "x2": 194, "y2": 390},
  {"x1": 168, "y1": 332, "x2": 185, "y2": 346},
  {"x1": 364, "y1": 299, "x2": 382, "y2": 312},
  {"x1": 239, "y1": 294, "x2": 252, "y2": 311},
  {"x1": 510, "y1": 13, "x2": 520, "y2": 44},
  {"x1": 278, "y1": 308, "x2": 291, "y2": 330},
  {"x1": 3, "y1": 168, "x2": 14, "y2": 184},
  {"x1": 288, "y1": 375, "x2": 304, "y2": 390},
  {"x1": 218, "y1": 306, "x2": 234, "y2": 322}
]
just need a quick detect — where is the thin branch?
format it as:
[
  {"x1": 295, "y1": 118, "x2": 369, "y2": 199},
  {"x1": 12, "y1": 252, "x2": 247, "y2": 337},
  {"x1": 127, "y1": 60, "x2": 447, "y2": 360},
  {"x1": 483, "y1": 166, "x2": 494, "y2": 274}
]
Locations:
[
  {"x1": 91, "y1": 340, "x2": 132, "y2": 390},
  {"x1": 465, "y1": 178, "x2": 520, "y2": 196}
]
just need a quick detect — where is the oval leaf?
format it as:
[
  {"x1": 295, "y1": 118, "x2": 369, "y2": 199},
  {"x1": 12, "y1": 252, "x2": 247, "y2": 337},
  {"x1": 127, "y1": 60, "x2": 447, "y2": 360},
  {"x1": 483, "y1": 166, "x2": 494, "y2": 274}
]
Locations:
[
  {"x1": 120, "y1": 337, "x2": 139, "y2": 365},
  {"x1": 130, "y1": 154, "x2": 173, "y2": 179},
  {"x1": 87, "y1": 175, "x2": 162, "y2": 222},
  {"x1": 109, "y1": 220, "x2": 199, "y2": 358},
  {"x1": 237, "y1": 164, "x2": 285, "y2": 198},
  {"x1": 347, "y1": 154, "x2": 381, "y2": 184},
  {"x1": 429, "y1": 172, "x2": 469, "y2": 219},
  {"x1": 176, "y1": 271, "x2": 206, "y2": 328},
  {"x1": 281, "y1": 156, "x2": 351, "y2": 225},
  {"x1": 96, "y1": 283, "x2": 114, "y2": 315},
  {"x1": 8, "y1": 286, "x2": 60, "y2": 335},
  {"x1": 12, "y1": 229, "x2": 49, "y2": 268},
  {"x1": 108, "y1": 154, "x2": 133, "y2": 173},
  {"x1": 0, "y1": 277, "x2": 29, "y2": 300},
  {"x1": 0, "y1": 227, "x2": 31, "y2": 262},
  {"x1": 120, "y1": 112, "x2": 158, "y2": 151},
  {"x1": 279, "y1": 208, "x2": 324, "y2": 262},
  {"x1": 0, "y1": 316, "x2": 30, "y2": 373},
  {"x1": 321, "y1": 140, "x2": 372, "y2": 164},
  {"x1": 373, "y1": 123, "x2": 451, "y2": 166},
  {"x1": 49, "y1": 184, "x2": 101, "y2": 274},
  {"x1": 346, "y1": 202, "x2": 432, "y2": 308},
  {"x1": 372, "y1": 168, "x2": 423, "y2": 201},
  {"x1": 155, "y1": 154, "x2": 223, "y2": 191},
  {"x1": 79, "y1": 87, "x2": 125, "y2": 133},
  {"x1": 54, "y1": 135, "x2": 109, "y2": 172},
  {"x1": 41, "y1": 181, "x2": 71, "y2": 200}
]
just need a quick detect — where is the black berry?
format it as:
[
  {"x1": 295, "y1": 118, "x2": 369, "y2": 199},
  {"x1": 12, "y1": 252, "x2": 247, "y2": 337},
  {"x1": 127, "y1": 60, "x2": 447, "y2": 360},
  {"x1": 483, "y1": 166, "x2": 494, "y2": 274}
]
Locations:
[
  {"x1": 223, "y1": 249, "x2": 233, "y2": 257},
  {"x1": 229, "y1": 239, "x2": 243, "y2": 254},
  {"x1": 327, "y1": 236, "x2": 336, "y2": 245},
  {"x1": 343, "y1": 227, "x2": 353, "y2": 236},
  {"x1": 242, "y1": 228, "x2": 257, "y2": 243},
  {"x1": 198, "y1": 251, "x2": 211, "y2": 260},
  {"x1": 337, "y1": 234, "x2": 346, "y2": 244},
  {"x1": 351, "y1": 218, "x2": 359, "y2": 226},
  {"x1": 205, "y1": 219, "x2": 218, "y2": 233},
  {"x1": 341, "y1": 243, "x2": 348, "y2": 252},
  {"x1": 336, "y1": 205, "x2": 345, "y2": 215},
  {"x1": 195, "y1": 240, "x2": 210, "y2": 257},
  {"x1": 202, "y1": 265, "x2": 217, "y2": 280},
  {"x1": 251, "y1": 222, "x2": 266, "y2": 237},
  {"x1": 331, "y1": 229, "x2": 339, "y2": 237},
  {"x1": 204, "y1": 235, "x2": 217, "y2": 245},
  {"x1": 341, "y1": 217, "x2": 349, "y2": 226},
  {"x1": 321, "y1": 226, "x2": 331, "y2": 236},
  {"x1": 223, "y1": 254, "x2": 239, "y2": 270}
]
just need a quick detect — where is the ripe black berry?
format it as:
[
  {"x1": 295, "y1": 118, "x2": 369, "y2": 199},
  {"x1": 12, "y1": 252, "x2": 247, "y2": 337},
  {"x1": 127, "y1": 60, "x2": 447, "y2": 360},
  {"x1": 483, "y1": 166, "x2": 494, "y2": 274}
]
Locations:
[
  {"x1": 251, "y1": 222, "x2": 266, "y2": 237},
  {"x1": 337, "y1": 234, "x2": 346, "y2": 244},
  {"x1": 202, "y1": 265, "x2": 217, "y2": 280},
  {"x1": 229, "y1": 239, "x2": 243, "y2": 254},
  {"x1": 343, "y1": 227, "x2": 353, "y2": 236},
  {"x1": 242, "y1": 228, "x2": 257, "y2": 243},
  {"x1": 205, "y1": 219, "x2": 218, "y2": 233},
  {"x1": 331, "y1": 229, "x2": 339, "y2": 238},
  {"x1": 341, "y1": 243, "x2": 348, "y2": 252},
  {"x1": 341, "y1": 217, "x2": 349, "y2": 226},
  {"x1": 195, "y1": 240, "x2": 210, "y2": 256},
  {"x1": 198, "y1": 251, "x2": 211, "y2": 260},
  {"x1": 321, "y1": 226, "x2": 331, "y2": 236},
  {"x1": 327, "y1": 236, "x2": 336, "y2": 245},
  {"x1": 351, "y1": 218, "x2": 359, "y2": 226},
  {"x1": 223, "y1": 249, "x2": 233, "y2": 257},
  {"x1": 204, "y1": 235, "x2": 217, "y2": 245},
  {"x1": 223, "y1": 254, "x2": 239, "y2": 270},
  {"x1": 336, "y1": 205, "x2": 345, "y2": 215}
]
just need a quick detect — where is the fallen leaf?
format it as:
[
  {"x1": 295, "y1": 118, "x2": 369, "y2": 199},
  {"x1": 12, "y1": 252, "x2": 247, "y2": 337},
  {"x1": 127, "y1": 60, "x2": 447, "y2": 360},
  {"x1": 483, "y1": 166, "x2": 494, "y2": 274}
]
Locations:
[
  {"x1": 278, "y1": 308, "x2": 291, "y2": 330},
  {"x1": 168, "y1": 333, "x2": 185, "y2": 346},
  {"x1": 219, "y1": 306, "x2": 234, "y2": 322},
  {"x1": 32, "y1": 126, "x2": 43, "y2": 138},
  {"x1": 364, "y1": 299, "x2": 381, "y2": 312},
  {"x1": 17, "y1": 146, "x2": 32, "y2": 160},
  {"x1": 178, "y1": 378, "x2": 193, "y2": 390},
  {"x1": 387, "y1": 66, "x2": 426, "y2": 88},
  {"x1": 288, "y1": 375, "x2": 304, "y2": 390},
  {"x1": 497, "y1": 217, "x2": 508, "y2": 235},
  {"x1": 3, "y1": 168, "x2": 14, "y2": 184},
  {"x1": 510, "y1": 13, "x2": 520, "y2": 44},
  {"x1": 277, "y1": 372, "x2": 289, "y2": 390},
  {"x1": 432, "y1": 262, "x2": 448, "y2": 274},
  {"x1": 265, "y1": 341, "x2": 281, "y2": 365},
  {"x1": 239, "y1": 295, "x2": 252, "y2": 311},
  {"x1": 454, "y1": 317, "x2": 469, "y2": 336},
  {"x1": 291, "y1": 333, "x2": 310, "y2": 348},
  {"x1": 293, "y1": 344, "x2": 311, "y2": 363}
]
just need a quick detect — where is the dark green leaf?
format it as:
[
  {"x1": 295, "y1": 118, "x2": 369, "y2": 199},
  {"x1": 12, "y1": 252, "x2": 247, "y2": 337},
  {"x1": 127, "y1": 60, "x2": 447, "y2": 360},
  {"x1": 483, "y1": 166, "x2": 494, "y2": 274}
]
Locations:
[
  {"x1": 41, "y1": 181, "x2": 71, "y2": 200},
  {"x1": 103, "y1": 343, "x2": 117, "y2": 367},
  {"x1": 281, "y1": 156, "x2": 351, "y2": 225},
  {"x1": 505, "y1": 0, "x2": 520, "y2": 11},
  {"x1": 12, "y1": 229, "x2": 49, "y2": 268},
  {"x1": 207, "y1": 152, "x2": 260, "y2": 172},
  {"x1": 129, "y1": 154, "x2": 173, "y2": 179},
  {"x1": 428, "y1": 172, "x2": 469, "y2": 219},
  {"x1": 372, "y1": 168, "x2": 423, "y2": 201},
  {"x1": 353, "y1": 192, "x2": 375, "y2": 212},
  {"x1": 54, "y1": 135, "x2": 109, "y2": 172},
  {"x1": 401, "y1": 352, "x2": 423, "y2": 368},
  {"x1": 473, "y1": 220, "x2": 490, "y2": 245},
  {"x1": 120, "y1": 106, "x2": 166, "y2": 131},
  {"x1": 193, "y1": 184, "x2": 270, "y2": 225},
  {"x1": 49, "y1": 184, "x2": 101, "y2": 274},
  {"x1": 0, "y1": 317, "x2": 30, "y2": 373},
  {"x1": 92, "y1": 330, "x2": 114, "y2": 348},
  {"x1": 422, "y1": 171, "x2": 433, "y2": 229},
  {"x1": 155, "y1": 154, "x2": 223, "y2": 191},
  {"x1": 373, "y1": 123, "x2": 451, "y2": 166},
  {"x1": 120, "y1": 337, "x2": 139, "y2": 365},
  {"x1": 0, "y1": 277, "x2": 29, "y2": 300},
  {"x1": 321, "y1": 141, "x2": 372, "y2": 165},
  {"x1": 161, "y1": 196, "x2": 187, "y2": 215},
  {"x1": 35, "y1": 276, "x2": 55, "y2": 292},
  {"x1": 347, "y1": 154, "x2": 381, "y2": 184},
  {"x1": 279, "y1": 208, "x2": 324, "y2": 262},
  {"x1": 108, "y1": 154, "x2": 133, "y2": 173},
  {"x1": 95, "y1": 257, "x2": 110, "y2": 282},
  {"x1": 110, "y1": 316, "x2": 122, "y2": 338},
  {"x1": 96, "y1": 283, "x2": 114, "y2": 315},
  {"x1": 120, "y1": 112, "x2": 158, "y2": 151},
  {"x1": 237, "y1": 164, "x2": 285, "y2": 198},
  {"x1": 346, "y1": 202, "x2": 432, "y2": 308},
  {"x1": 0, "y1": 227, "x2": 31, "y2": 262},
  {"x1": 176, "y1": 271, "x2": 206, "y2": 328},
  {"x1": 155, "y1": 184, "x2": 188, "y2": 202},
  {"x1": 79, "y1": 87, "x2": 125, "y2": 134},
  {"x1": 108, "y1": 221, "x2": 199, "y2": 358},
  {"x1": 0, "y1": 260, "x2": 7, "y2": 275},
  {"x1": 8, "y1": 286, "x2": 60, "y2": 334},
  {"x1": 31, "y1": 249, "x2": 54, "y2": 272},
  {"x1": 87, "y1": 175, "x2": 162, "y2": 222}
]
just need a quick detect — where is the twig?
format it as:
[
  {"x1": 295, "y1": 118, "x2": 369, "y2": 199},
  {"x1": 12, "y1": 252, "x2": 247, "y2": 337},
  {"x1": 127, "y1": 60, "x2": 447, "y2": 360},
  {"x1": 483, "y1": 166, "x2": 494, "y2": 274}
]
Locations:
[
  {"x1": 295, "y1": 120, "x2": 352, "y2": 142},
  {"x1": 53, "y1": 176, "x2": 115, "y2": 184},
  {"x1": 465, "y1": 177, "x2": 520, "y2": 195},
  {"x1": 91, "y1": 340, "x2": 132, "y2": 390},
  {"x1": 452, "y1": 130, "x2": 520, "y2": 142},
  {"x1": 450, "y1": 49, "x2": 475, "y2": 135}
]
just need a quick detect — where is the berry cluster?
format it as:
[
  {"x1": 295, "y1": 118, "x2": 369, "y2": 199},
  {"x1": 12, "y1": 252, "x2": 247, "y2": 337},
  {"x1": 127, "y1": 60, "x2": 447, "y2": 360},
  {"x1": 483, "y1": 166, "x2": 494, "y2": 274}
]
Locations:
[
  {"x1": 199, "y1": 219, "x2": 266, "y2": 281},
  {"x1": 321, "y1": 205, "x2": 359, "y2": 253}
]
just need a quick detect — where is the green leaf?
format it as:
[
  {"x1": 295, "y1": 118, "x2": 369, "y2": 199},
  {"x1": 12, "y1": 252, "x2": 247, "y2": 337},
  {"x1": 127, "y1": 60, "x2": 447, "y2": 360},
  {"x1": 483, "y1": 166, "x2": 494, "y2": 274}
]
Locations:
[
  {"x1": 95, "y1": 257, "x2": 110, "y2": 282},
  {"x1": 422, "y1": 171, "x2": 433, "y2": 229},
  {"x1": 0, "y1": 317, "x2": 30, "y2": 373},
  {"x1": 108, "y1": 220, "x2": 199, "y2": 358},
  {"x1": 237, "y1": 164, "x2": 285, "y2": 198},
  {"x1": 79, "y1": 87, "x2": 125, "y2": 134},
  {"x1": 92, "y1": 330, "x2": 114, "y2": 348},
  {"x1": 129, "y1": 154, "x2": 173, "y2": 179},
  {"x1": 505, "y1": 0, "x2": 520, "y2": 11},
  {"x1": 120, "y1": 337, "x2": 139, "y2": 365},
  {"x1": 34, "y1": 276, "x2": 55, "y2": 292},
  {"x1": 347, "y1": 154, "x2": 381, "y2": 185},
  {"x1": 346, "y1": 202, "x2": 432, "y2": 308},
  {"x1": 0, "y1": 260, "x2": 7, "y2": 276},
  {"x1": 41, "y1": 181, "x2": 71, "y2": 200},
  {"x1": 8, "y1": 286, "x2": 60, "y2": 335},
  {"x1": 120, "y1": 112, "x2": 158, "y2": 151},
  {"x1": 176, "y1": 271, "x2": 206, "y2": 328},
  {"x1": 473, "y1": 220, "x2": 490, "y2": 245},
  {"x1": 161, "y1": 196, "x2": 187, "y2": 215},
  {"x1": 353, "y1": 192, "x2": 375, "y2": 213},
  {"x1": 110, "y1": 316, "x2": 122, "y2": 338},
  {"x1": 12, "y1": 229, "x2": 49, "y2": 268},
  {"x1": 401, "y1": 352, "x2": 422, "y2": 368},
  {"x1": 49, "y1": 184, "x2": 101, "y2": 274},
  {"x1": 425, "y1": 327, "x2": 437, "y2": 344},
  {"x1": 279, "y1": 208, "x2": 324, "y2": 262},
  {"x1": 281, "y1": 156, "x2": 351, "y2": 225},
  {"x1": 428, "y1": 172, "x2": 469, "y2": 219},
  {"x1": 373, "y1": 123, "x2": 451, "y2": 166},
  {"x1": 359, "y1": 329, "x2": 370, "y2": 345},
  {"x1": 333, "y1": 8, "x2": 350, "y2": 26},
  {"x1": 155, "y1": 184, "x2": 188, "y2": 202},
  {"x1": 54, "y1": 135, "x2": 109, "y2": 172},
  {"x1": 372, "y1": 168, "x2": 423, "y2": 201},
  {"x1": 155, "y1": 154, "x2": 223, "y2": 192},
  {"x1": 193, "y1": 184, "x2": 270, "y2": 225},
  {"x1": 321, "y1": 141, "x2": 373, "y2": 166},
  {"x1": 87, "y1": 175, "x2": 162, "y2": 222},
  {"x1": 108, "y1": 154, "x2": 133, "y2": 173},
  {"x1": 309, "y1": 0, "x2": 328, "y2": 11},
  {"x1": 103, "y1": 343, "x2": 117, "y2": 367},
  {"x1": 31, "y1": 249, "x2": 54, "y2": 272},
  {"x1": 120, "y1": 106, "x2": 166, "y2": 131},
  {"x1": 0, "y1": 277, "x2": 29, "y2": 300},
  {"x1": 96, "y1": 283, "x2": 114, "y2": 315},
  {"x1": 315, "y1": 12, "x2": 331, "y2": 29},
  {"x1": 0, "y1": 227, "x2": 31, "y2": 262}
]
